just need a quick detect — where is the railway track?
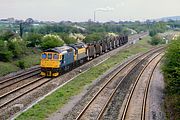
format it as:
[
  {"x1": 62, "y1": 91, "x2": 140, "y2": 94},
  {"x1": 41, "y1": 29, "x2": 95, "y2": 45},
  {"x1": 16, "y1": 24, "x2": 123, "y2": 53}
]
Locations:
[
  {"x1": 0, "y1": 76, "x2": 52, "y2": 109},
  {"x1": 0, "y1": 71, "x2": 40, "y2": 93},
  {"x1": 0, "y1": 67, "x2": 40, "y2": 87},
  {"x1": 75, "y1": 46, "x2": 164, "y2": 120},
  {"x1": 120, "y1": 52, "x2": 164, "y2": 120}
]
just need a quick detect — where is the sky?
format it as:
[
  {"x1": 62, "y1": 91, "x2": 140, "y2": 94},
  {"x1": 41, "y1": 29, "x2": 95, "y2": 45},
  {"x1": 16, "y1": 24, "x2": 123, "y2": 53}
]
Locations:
[{"x1": 0, "y1": 0, "x2": 180, "y2": 22}]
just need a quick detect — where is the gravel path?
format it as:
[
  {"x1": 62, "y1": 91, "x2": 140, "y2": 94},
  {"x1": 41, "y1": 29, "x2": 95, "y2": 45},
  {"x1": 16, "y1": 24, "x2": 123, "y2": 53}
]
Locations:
[{"x1": 146, "y1": 62, "x2": 165, "y2": 120}]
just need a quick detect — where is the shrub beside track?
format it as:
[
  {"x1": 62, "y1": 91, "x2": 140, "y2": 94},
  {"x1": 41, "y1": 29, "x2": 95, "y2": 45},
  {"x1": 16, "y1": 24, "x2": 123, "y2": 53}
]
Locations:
[{"x1": 162, "y1": 37, "x2": 180, "y2": 120}]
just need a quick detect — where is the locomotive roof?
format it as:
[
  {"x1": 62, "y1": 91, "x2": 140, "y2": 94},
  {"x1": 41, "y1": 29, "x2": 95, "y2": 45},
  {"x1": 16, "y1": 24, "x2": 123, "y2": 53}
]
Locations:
[
  {"x1": 68, "y1": 43, "x2": 86, "y2": 51},
  {"x1": 44, "y1": 46, "x2": 73, "y2": 53}
]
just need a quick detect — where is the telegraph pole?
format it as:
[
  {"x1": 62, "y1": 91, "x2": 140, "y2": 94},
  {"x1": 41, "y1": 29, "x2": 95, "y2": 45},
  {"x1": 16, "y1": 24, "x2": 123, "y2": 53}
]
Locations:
[
  {"x1": 94, "y1": 11, "x2": 96, "y2": 22},
  {"x1": 19, "y1": 23, "x2": 23, "y2": 37}
]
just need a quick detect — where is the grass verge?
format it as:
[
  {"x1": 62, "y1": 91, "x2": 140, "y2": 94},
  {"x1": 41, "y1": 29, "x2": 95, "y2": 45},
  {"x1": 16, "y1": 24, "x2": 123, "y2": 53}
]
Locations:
[
  {"x1": 0, "y1": 62, "x2": 19, "y2": 76},
  {"x1": 0, "y1": 53, "x2": 40, "y2": 77},
  {"x1": 164, "y1": 95, "x2": 180, "y2": 119},
  {"x1": 14, "y1": 53, "x2": 41, "y2": 68},
  {"x1": 16, "y1": 36, "x2": 153, "y2": 120}
]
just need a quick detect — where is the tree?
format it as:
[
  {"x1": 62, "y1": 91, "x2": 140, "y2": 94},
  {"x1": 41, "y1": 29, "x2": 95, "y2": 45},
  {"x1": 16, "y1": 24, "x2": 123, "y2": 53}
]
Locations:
[
  {"x1": 149, "y1": 35, "x2": 164, "y2": 45},
  {"x1": 25, "y1": 33, "x2": 42, "y2": 47},
  {"x1": 0, "y1": 30, "x2": 15, "y2": 41},
  {"x1": 122, "y1": 28, "x2": 131, "y2": 35},
  {"x1": 64, "y1": 37, "x2": 77, "y2": 44},
  {"x1": 58, "y1": 33, "x2": 77, "y2": 44},
  {"x1": 0, "y1": 50, "x2": 13, "y2": 62},
  {"x1": 0, "y1": 39, "x2": 13, "y2": 61},
  {"x1": 162, "y1": 37, "x2": 180, "y2": 119},
  {"x1": 84, "y1": 33, "x2": 105, "y2": 43},
  {"x1": 0, "y1": 39, "x2": 4, "y2": 48},
  {"x1": 8, "y1": 38, "x2": 27, "y2": 58},
  {"x1": 149, "y1": 22, "x2": 167, "y2": 37},
  {"x1": 163, "y1": 37, "x2": 180, "y2": 94},
  {"x1": 41, "y1": 34, "x2": 64, "y2": 50},
  {"x1": 149, "y1": 29, "x2": 157, "y2": 36}
]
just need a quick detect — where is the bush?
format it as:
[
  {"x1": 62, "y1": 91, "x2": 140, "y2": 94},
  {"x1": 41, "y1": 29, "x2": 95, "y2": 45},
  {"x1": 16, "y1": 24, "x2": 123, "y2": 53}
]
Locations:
[
  {"x1": 59, "y1": 33, "x2": 77, "y2": 44},
  {"x1": 162, "y1": 37, "x2": 180, "y2": 119},
  {"x1": 17, "y1": 60, "x2": 25, "y2": 69},
  {"x1": 8, "y1": 38, "x2": 27, "y2": 58},
  {"x1": 0, "y1": 39, "x2": 13, "y2": 61},
  {"x1": 25, "y1": 33, "x2": 42, "y2": 47},
  {"x1": 0, "y1": 30, "x2": 15, "y2": 41},
  {"x1": 149, "y1": 29, "x2": 157, "y2": 37},
  {"x1": 63, "y1": 37, "x2": 77, "y2": 44},
  {"x1": 0, "y1": 51, "x2": 13, "y2": 62},
  {"x1": 163, "y1": 38, "x2": 180, "y2": 94},
  {"x1": 149, "y1": 35, "x2": 165, "y2": 45},
  {"x1": 41, "y1": 34, "x2": 64, "y2": 50},
  {"x1": 84, "y1": 33, "x2": 105, "y2": 43}
]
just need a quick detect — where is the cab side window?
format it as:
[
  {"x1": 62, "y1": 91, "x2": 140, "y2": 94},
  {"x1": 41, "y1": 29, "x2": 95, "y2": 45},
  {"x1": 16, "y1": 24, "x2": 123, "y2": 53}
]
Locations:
[
  {"x1": 48, "y1": 53, "x2": 52, "y2": 59},
  {"x1": 61, "y1": 55, "x2": 65, "y2": 64},
  {"x1": 42, "y1": 53, "x2": 47, "y2": 59},
  {"x1": 53, "y1": 54, "x2": 59, "y2": 59}
]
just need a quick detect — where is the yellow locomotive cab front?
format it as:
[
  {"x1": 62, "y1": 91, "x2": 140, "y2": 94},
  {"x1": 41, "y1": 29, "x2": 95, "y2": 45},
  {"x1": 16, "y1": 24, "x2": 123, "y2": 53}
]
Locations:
[
  {"x1": 41, "y1": 59, "x2": 60, "y2": 68},
  {"x1": 40, "y1": 52, "x2": 61, "y2": 77}
]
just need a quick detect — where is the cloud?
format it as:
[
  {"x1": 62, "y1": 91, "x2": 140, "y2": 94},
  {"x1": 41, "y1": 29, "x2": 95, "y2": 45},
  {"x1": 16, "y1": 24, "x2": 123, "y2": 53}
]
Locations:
[
  {"x1": 121, "y1": 2, "x2": 125, "y2": 6},
  {"x1": 96, "y1": 6, "x2": 114, "y2": 11},
  {"x1": 115, "y1": 1, "x2": 125, "y2": 8}
]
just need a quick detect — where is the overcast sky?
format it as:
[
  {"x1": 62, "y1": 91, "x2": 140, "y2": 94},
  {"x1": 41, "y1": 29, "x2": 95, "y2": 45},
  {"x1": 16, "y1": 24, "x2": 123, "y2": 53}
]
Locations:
[{"x1": 0, "y1": 0, "x2": 180, "y2": 22}]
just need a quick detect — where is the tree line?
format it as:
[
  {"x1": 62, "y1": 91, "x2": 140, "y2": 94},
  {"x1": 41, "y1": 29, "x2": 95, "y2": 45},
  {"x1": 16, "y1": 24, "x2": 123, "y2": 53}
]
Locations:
[
  {"x1": 0, "y1": 20, "x2": 179, "y2": 62},
  {"x1": 0, "y1": 30, "x2": 80, "y2": 62}
]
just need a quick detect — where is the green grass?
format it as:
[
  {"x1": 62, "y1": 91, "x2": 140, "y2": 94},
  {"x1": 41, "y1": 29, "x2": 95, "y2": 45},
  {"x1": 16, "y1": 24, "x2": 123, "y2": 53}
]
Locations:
[
  {"x1": 0, "y1": 62, "x2": 19, "y2": 76},
  {"x1": 164, "y1": 95, "x2": 180, "y2": 119},
  {"x1": 15, "y1": 36, "x2": 153, "y2": 120},
  {"x1": 0, "y1": 53, "x2": 40, "y2": 77},
  {"x1": 14, "y1": 53, "x2": 41, "y2": 68}
]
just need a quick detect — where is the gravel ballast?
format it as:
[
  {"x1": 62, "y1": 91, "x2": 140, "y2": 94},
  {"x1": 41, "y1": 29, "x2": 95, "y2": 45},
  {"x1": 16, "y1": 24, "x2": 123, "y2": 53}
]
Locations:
[{"x1": 147, "y1": 62, "x2": 165, "y2": 120}]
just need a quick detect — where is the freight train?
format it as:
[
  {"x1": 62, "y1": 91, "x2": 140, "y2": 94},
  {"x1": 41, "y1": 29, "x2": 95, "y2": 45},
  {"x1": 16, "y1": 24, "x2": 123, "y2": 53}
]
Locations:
[{"x1": 40, "y1": 35, "x2": 128, "y2": 77}]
